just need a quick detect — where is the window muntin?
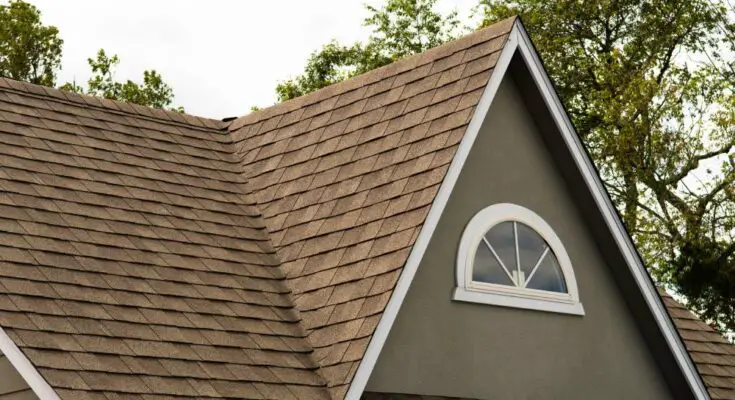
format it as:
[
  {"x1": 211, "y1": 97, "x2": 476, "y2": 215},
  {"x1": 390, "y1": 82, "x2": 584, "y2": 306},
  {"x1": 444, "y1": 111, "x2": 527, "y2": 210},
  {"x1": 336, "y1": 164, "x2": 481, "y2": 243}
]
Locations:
[
  {"x1": 473, "y1": 221, "x2": 567, "y2": 293},
  {"x1": 454, "y1": 203, "x2": 584, "y2": 315}
]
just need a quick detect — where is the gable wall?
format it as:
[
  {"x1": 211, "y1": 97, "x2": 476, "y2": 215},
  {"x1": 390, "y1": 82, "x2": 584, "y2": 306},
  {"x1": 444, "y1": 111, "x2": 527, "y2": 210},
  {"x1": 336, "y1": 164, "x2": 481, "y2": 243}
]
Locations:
[
  {"x1": 364, "y1": 74, "x2": 678, "y2": 399},
  {"x1": 0, "y1": 352, "x2": 36, "y2": 400}
]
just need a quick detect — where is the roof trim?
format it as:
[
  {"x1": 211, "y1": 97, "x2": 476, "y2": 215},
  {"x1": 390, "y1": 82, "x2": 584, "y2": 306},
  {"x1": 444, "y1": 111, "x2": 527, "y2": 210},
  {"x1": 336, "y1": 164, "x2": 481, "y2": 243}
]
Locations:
[
  {"x1": 345, "y1": 20, "x2": 710, "y2": 400},
  {"x1": 0, "y1": 326, "x2": 60, "y2": 400}
]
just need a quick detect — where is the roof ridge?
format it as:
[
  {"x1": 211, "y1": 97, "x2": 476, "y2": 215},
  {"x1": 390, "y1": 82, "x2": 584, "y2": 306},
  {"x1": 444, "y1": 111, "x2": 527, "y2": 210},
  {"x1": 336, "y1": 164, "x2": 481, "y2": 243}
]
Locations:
[
  {"x1": 227, "y1": 16, "x2": 518, "y2": 132},
  {"x1": 0, "y1": 77, "x2": 227, "y2": 133}
]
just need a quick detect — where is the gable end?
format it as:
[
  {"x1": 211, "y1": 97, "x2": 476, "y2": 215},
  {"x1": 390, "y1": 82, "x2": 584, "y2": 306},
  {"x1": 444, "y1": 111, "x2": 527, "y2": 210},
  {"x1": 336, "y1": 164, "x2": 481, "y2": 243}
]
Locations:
[{"x1": 346, "y1": 20, "x2": 709, "y2": 400}]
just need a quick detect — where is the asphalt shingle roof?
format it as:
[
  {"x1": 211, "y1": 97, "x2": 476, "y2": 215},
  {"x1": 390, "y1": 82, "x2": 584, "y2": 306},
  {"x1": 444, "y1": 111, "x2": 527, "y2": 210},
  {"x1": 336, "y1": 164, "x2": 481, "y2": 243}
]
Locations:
[
  {"x1": 662, "y1": 292, "x2": 735, "y2": 400},
  {"x1": 0, "y1": 79, "x2": 328, "y2": 399},
  {"x1": 0, "y1": 16, "x2": 732, "y2": 400}
]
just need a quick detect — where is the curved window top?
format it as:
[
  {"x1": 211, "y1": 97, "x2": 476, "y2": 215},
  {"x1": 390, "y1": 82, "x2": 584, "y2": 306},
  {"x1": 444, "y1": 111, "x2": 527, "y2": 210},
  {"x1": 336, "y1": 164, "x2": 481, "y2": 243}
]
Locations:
[{"x1": 453, "y1": 203, "x2": 584, "y2": 316}]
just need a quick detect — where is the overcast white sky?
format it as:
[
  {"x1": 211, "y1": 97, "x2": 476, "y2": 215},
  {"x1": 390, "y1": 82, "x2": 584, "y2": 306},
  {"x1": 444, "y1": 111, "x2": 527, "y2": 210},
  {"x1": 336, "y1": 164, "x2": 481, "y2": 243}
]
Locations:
[{"x1": 29, "y1": 0, "x2": 478, "y2": 119}]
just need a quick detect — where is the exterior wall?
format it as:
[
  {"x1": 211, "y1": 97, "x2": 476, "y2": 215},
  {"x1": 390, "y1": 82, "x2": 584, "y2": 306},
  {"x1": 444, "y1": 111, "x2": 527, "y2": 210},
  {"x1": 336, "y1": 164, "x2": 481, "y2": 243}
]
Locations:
[
  {"x1": 0, "y1": 352, "x2": 36, "y2": 400},
  {"x1": 364, "y1": 75, "x2": 676, "y2": 399}
]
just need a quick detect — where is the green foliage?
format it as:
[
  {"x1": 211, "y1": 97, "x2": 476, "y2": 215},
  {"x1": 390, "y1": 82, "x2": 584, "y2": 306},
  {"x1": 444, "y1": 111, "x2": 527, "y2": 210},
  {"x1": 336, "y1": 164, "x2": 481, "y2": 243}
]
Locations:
[
  {"x1": 276, "y1": 0, "x2": 460, "y2": 102},
  {"x1": 276, "y1": 42, "x2": 365, "y2": 101},
  {"x1": 60, "y1": 49, "x2": 182, "y2": 111},
  {"x1": 0, "y1": 0, "x2": 62, "y2": 86},
  {"x1": 0, "y1": 0, "x2": 181, "y2": 110},
  {"x1": 363, "y1": 0, "x2": 460, "y2": 58},
  {"x1": 481, "y1": 0, "x2": 735, "y2": 330}
]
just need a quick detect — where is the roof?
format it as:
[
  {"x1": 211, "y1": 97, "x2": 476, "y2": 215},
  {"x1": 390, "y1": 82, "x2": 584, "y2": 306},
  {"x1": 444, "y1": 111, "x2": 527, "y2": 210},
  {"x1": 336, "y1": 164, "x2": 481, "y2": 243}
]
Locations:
[
  {"x1": 0, "y1": 15, "x2": 731, "y2": 400},
  {"x1": 662, "y1": 292, "x2": 735, "y2": 400},
  {"x1": 0, "y1": 81, "x2": 328, "y2": 399}
]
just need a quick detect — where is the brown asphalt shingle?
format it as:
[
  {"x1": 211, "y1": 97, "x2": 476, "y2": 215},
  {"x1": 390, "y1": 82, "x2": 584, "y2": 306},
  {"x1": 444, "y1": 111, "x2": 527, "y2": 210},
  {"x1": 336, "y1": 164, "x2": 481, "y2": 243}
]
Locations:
[
  {"x1": 1, "y1": 15, "x2": 732, "y2": 400},
  {"x1": 227, "y1": 17, "x2": 515, "y2": 397},
  {"x1": 661, "y1": 292, "x2": 735, "y2": 400},
  {"x1": 0, "y1": 77, "x2": 328, "y2": 399}
]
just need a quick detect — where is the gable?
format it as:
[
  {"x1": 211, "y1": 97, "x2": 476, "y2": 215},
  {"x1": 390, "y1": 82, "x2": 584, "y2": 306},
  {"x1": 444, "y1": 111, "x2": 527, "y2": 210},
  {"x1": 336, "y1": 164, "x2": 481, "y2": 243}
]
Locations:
[{"x1": 366, "y1": 73, "x2": 676, "y2": 399}]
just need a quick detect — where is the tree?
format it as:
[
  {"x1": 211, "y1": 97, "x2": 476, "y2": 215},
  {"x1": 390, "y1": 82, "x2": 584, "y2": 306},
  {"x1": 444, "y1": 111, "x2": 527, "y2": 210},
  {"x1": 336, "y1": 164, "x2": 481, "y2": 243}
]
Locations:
[
  {"x1": 276, "y1": 0, "x2": 461, "y2": 101},
  {"x1": 0, "y1": 0, "x2": 181, "y2": 110},
  {"x1": 0, "y1": 0, "x2": 62, "y2": 86},
  {"x1": 481, "y1": 0, "x2": 735, "y2": 330},
  {"x1": 60, "y1": 49, "x2": 182, "y2": 111}
]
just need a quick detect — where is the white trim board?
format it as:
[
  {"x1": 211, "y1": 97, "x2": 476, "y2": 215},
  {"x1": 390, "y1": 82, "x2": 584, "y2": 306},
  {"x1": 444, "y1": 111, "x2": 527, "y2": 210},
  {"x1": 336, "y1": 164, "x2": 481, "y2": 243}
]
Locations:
[
  {"x1": 345, "y1": 20, "x2": 709, "y2": 400},
  {"x1": 0, "y1": 326, "x2": 59, "y2": 400}
]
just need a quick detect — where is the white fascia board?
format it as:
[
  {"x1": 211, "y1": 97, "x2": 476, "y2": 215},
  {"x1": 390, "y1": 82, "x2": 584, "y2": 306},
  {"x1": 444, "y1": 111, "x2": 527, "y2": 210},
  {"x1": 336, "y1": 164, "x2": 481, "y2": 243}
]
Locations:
[
  {"x1": 0, "y1": 326, "x2": 60, "y2": 399},
  {"x1": 345, "y1": 20, "x2": 709, "y2": 400}
]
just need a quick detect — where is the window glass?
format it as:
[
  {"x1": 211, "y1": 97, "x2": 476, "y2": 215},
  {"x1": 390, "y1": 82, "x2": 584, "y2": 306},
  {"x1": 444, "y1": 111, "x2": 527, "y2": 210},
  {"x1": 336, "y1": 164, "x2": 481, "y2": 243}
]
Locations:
[
  {"x1": 473, "y1": 241, "x2": 513, "y2": 286},
  {"x1": 517, "y1": 222, "x2": 547, "y2": 277},
  {"x1": 472, "y1": 221, "x2": 567, "y2": 294},
  {"x1": 525, "y1": 251, "x2": 566, "y2": 293},
  {"x1": 484, "y1": 221, "x2": 516, "y2": 274}
]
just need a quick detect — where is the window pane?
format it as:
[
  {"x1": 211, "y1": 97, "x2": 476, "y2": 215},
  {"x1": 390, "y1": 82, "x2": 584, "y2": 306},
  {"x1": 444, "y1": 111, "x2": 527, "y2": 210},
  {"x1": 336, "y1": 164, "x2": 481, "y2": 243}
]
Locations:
[
  {"x1": 484, "y1": 221, "x2": 516, "y2": 274},
  {"x1": 472, "y1": 241, "x2": 513, "y2": 286},
  {"x1": 516, "y1": 222, "x2": 547, "y2": 277},
  {"x1": 525, "y1": 251, "x2": 567, "y2": 293}
]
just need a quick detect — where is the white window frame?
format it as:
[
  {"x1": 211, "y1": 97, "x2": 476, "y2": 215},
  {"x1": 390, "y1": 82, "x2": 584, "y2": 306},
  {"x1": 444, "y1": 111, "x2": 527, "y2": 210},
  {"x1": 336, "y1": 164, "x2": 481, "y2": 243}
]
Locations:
[{"x1": 453, "y1": 203, "x2": 584, "y2": 315}]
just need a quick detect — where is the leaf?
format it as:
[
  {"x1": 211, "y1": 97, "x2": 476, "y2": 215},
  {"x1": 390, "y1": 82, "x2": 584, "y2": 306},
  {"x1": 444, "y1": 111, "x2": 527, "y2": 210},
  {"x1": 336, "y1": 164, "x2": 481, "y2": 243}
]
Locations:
[{"x1": 61, "y1": 48, "x2": 182, "y2": 110}]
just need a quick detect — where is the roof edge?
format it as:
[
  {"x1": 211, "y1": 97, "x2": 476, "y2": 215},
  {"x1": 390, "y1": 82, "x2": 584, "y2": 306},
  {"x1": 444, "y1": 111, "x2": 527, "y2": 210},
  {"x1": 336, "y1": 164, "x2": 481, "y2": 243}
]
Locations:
[
  {"x1": 227, "y1": 16, "x2": 518, "y2": 133},
  {"x1": 0, "y1": 77, "x2": 226, "y2": 132},
  {"x1": 0, "y1": 326, "x2": 60, "y2": 400},
  {"x1": 343, "y1": 19, "x2": 710, "y2": 400}
]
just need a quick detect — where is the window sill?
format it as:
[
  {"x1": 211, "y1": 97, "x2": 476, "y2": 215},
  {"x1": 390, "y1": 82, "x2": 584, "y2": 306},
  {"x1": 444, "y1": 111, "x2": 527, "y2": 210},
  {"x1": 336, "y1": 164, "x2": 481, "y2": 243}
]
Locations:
[{"x1": 452, "y1": 287, "x2": 585, "y2": 316}]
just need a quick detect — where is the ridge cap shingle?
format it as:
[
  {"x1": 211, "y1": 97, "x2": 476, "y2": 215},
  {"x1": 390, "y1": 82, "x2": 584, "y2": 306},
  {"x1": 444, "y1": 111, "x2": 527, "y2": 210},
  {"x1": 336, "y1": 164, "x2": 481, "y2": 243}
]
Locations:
[{"x1": 0, "y1": 77, "x2": 227, "y2": 133}]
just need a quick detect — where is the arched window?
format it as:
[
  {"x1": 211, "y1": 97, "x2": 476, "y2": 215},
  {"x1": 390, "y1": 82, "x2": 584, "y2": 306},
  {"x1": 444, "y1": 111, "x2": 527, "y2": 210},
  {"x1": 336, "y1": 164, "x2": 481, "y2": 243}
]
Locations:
[{"x1": 453, "y1": 203, "x2": 584, "y2": 315}]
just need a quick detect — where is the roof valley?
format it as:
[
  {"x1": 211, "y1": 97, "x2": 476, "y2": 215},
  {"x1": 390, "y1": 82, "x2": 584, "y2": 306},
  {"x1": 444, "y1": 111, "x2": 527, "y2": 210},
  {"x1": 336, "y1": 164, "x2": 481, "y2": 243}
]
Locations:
[{"x1": 0, "y1": 74, "x2": 333, "y2": 398}]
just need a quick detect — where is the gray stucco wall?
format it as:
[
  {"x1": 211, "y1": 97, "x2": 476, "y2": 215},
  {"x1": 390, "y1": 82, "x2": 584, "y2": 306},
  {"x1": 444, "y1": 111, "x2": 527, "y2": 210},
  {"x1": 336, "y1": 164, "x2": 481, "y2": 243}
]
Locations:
[
  {"x1": 364, "y1": 74, "x2": 676, "y2": 399},
  {"x1": 0, "y1": 351, "x2": 36, "y2": 400}
]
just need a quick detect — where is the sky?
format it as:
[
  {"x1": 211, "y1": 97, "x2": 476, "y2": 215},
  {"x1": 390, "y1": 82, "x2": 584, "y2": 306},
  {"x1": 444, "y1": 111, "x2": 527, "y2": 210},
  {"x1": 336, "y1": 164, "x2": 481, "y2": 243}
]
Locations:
[{"x1": 30, "y1": 0, "x2": 479, "y2": 119}]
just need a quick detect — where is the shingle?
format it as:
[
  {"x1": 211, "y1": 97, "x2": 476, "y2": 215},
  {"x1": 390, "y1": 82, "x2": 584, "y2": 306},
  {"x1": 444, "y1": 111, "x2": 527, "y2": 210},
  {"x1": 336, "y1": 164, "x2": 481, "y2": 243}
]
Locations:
[
  {"x1": 24, "y1": 348, "x2": 83, "y2": 370},
  {"x1": 210, "y1": 380, "x2": 264, "y2": 399},
  {"x1": 80, "y1": 371, "x2": 151, "y2": 393},
  {"x1": 0, "y1": 310, "x2": 36, "y2": 330},
  {"x1": 40, "y1": 369, "x2": 90, "y2": 390},
  {"x1": 13, "y1": 329, "x2": 83, "y2": 351},
  {"x1": 662, "y1": 291, "x2": 735, "y2": 399}
]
